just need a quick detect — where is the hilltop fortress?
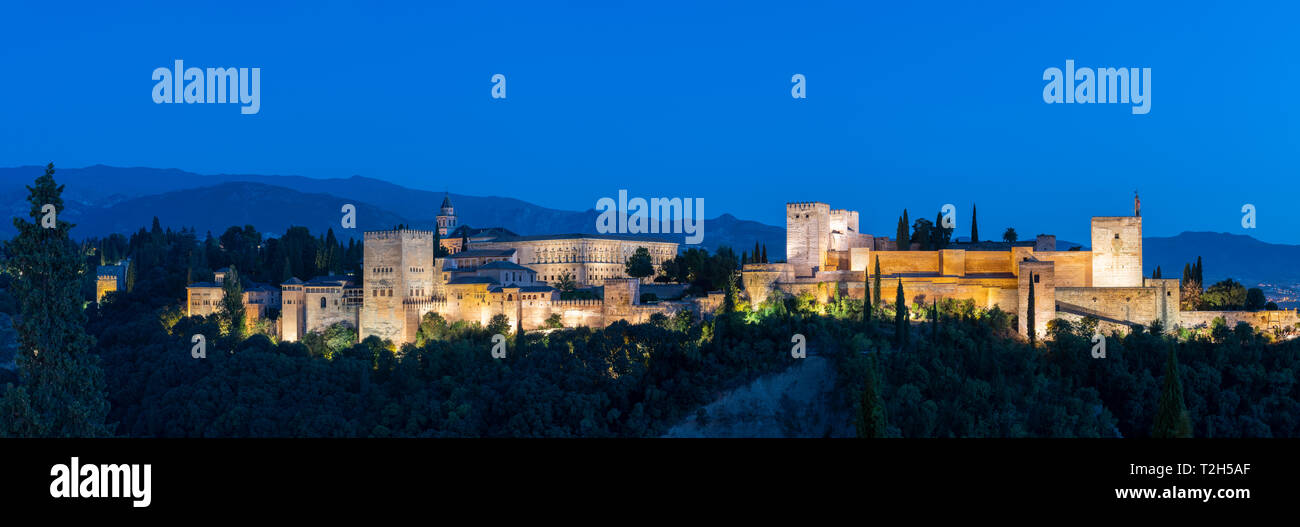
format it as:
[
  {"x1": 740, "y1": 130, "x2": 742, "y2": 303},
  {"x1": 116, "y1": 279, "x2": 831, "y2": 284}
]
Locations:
[
  {"x1": 744, "y1": 201, "x2": 1297, "y2": 338},
  {"x1": 270, "y1": 196, "x2": 690, "y2": 346},
  {"x1": 182, "y1": 195, "x2": 1297, "y2": 346}
]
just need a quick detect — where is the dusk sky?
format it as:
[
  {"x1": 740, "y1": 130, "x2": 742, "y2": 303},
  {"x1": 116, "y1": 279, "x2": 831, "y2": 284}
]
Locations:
[{"x1": 2, "y1": 1, "x2": 1297, "y2": 245}]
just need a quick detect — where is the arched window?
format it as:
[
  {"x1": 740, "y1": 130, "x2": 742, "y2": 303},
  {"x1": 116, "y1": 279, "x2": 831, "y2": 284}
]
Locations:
[{"x1": 320, "y1": 297, "x2": 327, "y2": 309}]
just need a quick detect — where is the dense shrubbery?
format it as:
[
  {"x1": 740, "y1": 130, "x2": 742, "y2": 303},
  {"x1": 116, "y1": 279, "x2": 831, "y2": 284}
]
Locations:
[
  {"x1": 87, "y1": 272, "x2": 804, "y2": 437},
  {"x1": 821, "y1": 295, "x2": 1300, "y2": 438}
]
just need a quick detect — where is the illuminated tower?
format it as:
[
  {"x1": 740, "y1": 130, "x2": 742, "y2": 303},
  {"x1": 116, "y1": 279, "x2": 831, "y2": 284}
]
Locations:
[{"x1": 436, "y1": 193, "x2": 457, "y2": 236}]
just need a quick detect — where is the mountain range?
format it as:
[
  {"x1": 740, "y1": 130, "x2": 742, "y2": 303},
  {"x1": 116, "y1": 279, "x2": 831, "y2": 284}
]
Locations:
[{"x1": 2, "y1": 165, "x2": 1297, "y2": 292}]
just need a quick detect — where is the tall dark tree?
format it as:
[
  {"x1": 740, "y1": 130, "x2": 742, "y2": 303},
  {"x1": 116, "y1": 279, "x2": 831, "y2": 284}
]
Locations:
[
  {"x1": 970, "y1": 203, "x2": 979, "y2": 243},
  {"x1": 1003, "y1": 227, "x2": 1018, "y2": 243},
  {"x1": 1152, "y1": 266, "x2": 1161, "y2": 279},
  {"x1": 873, "y1": 256, "x2": 882, "y2": 307},
  {"x1": 1151, "y1": 344, "x2": 1193, "y2": 438},
  {"x1": 931, "y1": 299, "x2": 938, "y2": 341},
  {"x1": 1194, "y1": 256, "x2": 1203, "y2": 285},
  {"x1": 760, "y1": 244, "x2": 767, "y2": 263},
  {"x1": 625, "y1": 247, "x2": 654, "y2": 279},
  {"x1": 220, "y1": 265, "x2": 246, "y2": 340},
  {"x1": 0, "y1": 164, "x2": 112, "y2": 437},
  {"x1": 856, "y1": 352, "x2": 887, "y2": 438},
  {"x1": 862, "y1": 269, "x2": 872, "y2": 332},
  {"x1": 896, "y1": 210, "x2": 910, "y2": 250},
  {"x1": 1026, "y1": 271, "x2": 1036, "y2": 348},
  {"x1": 894, "y1": 278, "x2": 908, "y2": 348}
]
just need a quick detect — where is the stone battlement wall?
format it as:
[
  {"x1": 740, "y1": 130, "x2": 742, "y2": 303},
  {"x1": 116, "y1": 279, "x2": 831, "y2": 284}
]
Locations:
[
  {"x1": 1179, "y1": 310, "x2": 1300, "y2": 332},
  {"x1": 364, "y1": 229, "x2": 434, "y2": 241}
]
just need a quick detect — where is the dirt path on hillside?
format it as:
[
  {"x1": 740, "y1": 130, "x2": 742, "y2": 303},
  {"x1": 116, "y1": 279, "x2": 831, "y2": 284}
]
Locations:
[{"x1": 663, "y1": 355, "x2": 854, "y2": 438}]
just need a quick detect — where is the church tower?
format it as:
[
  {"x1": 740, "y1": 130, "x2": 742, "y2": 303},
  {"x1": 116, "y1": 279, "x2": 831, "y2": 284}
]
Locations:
[{"x1": 436, "y1": 193, "x2": 457, "y2": 236}]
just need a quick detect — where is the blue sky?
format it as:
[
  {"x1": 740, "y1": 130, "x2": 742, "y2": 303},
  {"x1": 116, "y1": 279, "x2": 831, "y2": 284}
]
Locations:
[{"x1": 1, "y1": 1, "x2": 1297, "y2": 244}]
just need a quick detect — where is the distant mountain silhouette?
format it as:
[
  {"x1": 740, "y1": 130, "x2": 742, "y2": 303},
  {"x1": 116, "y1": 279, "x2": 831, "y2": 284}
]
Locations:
[
  {"x1": 3, "y1": 166, "x2": 1296, "y2": 286},
  {"x1": 71, "y1": 182, "x2": 411, "y2": 240},
  {"x1": 0, "y1": 165, "x2": 785, "y2": 254},
  {"x1": 1143, "y1": 231, "x2": 1300, "y2": 286}
]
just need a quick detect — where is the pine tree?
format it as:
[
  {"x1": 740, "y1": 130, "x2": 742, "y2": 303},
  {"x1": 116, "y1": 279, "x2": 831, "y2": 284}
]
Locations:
[
  {"x1": 220, "y1": 264, "x2": 246, "y2": 340},
  {"x1": 970, "y1": 203, "x2": 979, "y2": 243},
  {"x1": 856, "y1": 352, "x2": 887, "y2": 438},
  {"x1": 1151, "y1": 344, "x2": 1193, "y2": 438},
  {"x1": 894, "y1": 278, "x2": 908, "y2": 348},
  {"x1": 873, "y1": 256, "x2": 882, "y2": 307},
  {"x1": 1027, "y1": 271, "x2": 1036, "y2": 348},
  {"x1": 0, "y1": 163, "x2": 112, "y2": 437}
]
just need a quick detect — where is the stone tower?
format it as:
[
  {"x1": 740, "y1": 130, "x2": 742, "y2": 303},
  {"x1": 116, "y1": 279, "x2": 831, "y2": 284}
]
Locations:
[
  {"x1": 280, "y1": 278, "x2": 306, "y2": 342},
  {"x1": 436, "y1": 194, "x2": 457, "y2": 237},
  {"x1": 787, "y1": 202, "x2": 831, "y2": 277},
  {"x1": 1090, "y1": 216, "x2": 1143, "y2": 287},
  {"x1": 359, "y1": 229, "x2": 435, "y2": 343}
]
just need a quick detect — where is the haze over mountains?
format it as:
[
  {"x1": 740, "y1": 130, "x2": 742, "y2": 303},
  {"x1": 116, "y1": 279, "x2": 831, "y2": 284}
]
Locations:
[{"x1": 1, "y1": 165, "x2": 1296, "y2": 290}]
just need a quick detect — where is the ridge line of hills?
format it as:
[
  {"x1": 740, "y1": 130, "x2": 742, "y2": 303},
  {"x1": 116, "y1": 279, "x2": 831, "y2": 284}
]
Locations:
[{"x1": 2, "y1": 165, "x2": 1297, "y2": 294}]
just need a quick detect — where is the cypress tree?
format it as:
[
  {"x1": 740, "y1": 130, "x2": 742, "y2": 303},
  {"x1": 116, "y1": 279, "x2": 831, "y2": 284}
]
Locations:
[
  {"x1": 873, "y1": 256, "x2": 882, "y2": 307},
  {"x1": 1182, "y1": 263, "x2": 1192, "y2": 286},
  {"x1": 460, "y1": 229, "x2": 469, "y2": 254},
  {"x1": 970, "y1": 203, "x2": 979, "y2": 243},
  {"x1": 934, "y1": 211, "x2": 946, "y2": 249},
  {"x1": 1194, "y1": 256, "x2": 1203, "y2": 286},
  {"x1": 1027, "y1": 271, "x2": 1036, "y2": 348},
  {"x1": 931, "y1": 299, "x2": 938, "y2": 341},
  {"x1": 0, "y1": 163, "x2": 112, "y2": 437},
  {"x1": 863, "y1": 268, "x2": 872, "y2": 332},
  {"x1": 1152, "y1": 344, "x2": 1193, "y2": 438},
  {"x1": 754, "y1": 241, "x2": 761, "y2": 264},
  {"x1": 760, "y1": 244, "x2": 767, "y2": 263},
  {"x1": 898, "y1": 210, "x2": 910, "y2": 250},
  {"x1": 516, "y1": 316, "x2": 526, "y2": 356},
  {"x1": 894, "y1": 278, "x2": 908, "y2": 348},
  {"x1": 220, "y1": 264, "x2": 246, "y2": 340},
  {"x1": 856, "y1": 351, "x2": 887, "y2": 438}
]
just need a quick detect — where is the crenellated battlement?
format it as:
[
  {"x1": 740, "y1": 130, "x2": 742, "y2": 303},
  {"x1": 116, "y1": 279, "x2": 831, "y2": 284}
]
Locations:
[
  {"x1": 364, "y1": 229, "x2": 434, "y2": 241},
  {"x1": 553, "y1": 299, "x2": 603, "y2": 307},
  {"x1": 786, "y1": 201, "x2": 829, "y2": 211}
]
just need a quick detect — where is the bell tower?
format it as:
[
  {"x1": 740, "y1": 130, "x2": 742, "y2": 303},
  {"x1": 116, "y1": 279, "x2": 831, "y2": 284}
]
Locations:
[{"x1": 436, "y1": 193, "x2": 457, "y2": 236}]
